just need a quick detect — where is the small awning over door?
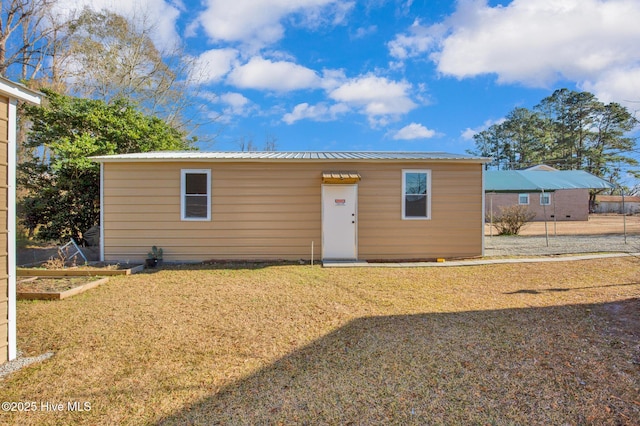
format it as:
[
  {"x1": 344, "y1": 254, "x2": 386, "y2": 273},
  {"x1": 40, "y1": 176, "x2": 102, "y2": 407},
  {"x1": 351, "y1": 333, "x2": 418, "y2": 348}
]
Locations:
[{"x1": 322, "y1": 171, "x2": 361, "y2": 184}]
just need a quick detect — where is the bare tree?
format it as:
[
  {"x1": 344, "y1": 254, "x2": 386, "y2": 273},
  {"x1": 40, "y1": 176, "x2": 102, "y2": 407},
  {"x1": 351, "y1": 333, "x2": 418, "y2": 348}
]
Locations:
[
  {"x1": 2, "y1": 2, "x2": 217, "y2": 143},
  {"x1": 263, "y1": 133, "x2": 278, "y2": 151},
  {"x1": 237, "y1": 135, "x2": 258, "y2": 152},
  {"x1": 237, "y1": 134, "x2": 279, "y2": 151},
  {"x1": 61, "y1": 7, "x2": 210, "y2": 135},
  {"x1": 0, "y1": 0, "x2": 63, "y2": 80}
]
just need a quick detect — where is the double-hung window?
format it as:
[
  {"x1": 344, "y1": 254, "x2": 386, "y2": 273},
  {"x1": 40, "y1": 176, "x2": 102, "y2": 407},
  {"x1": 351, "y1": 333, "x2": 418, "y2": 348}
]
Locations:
[
  {"x1": 540, "y1": 193, "x2": 551, "y2": 206},
  {"x1": 518, "y1": 194, "x2": 529, "y2": 205},
  {"x1": 402, "y1": 170, "x2": 431, "y2": 220},
  {"x1": 181, "y1": 169, "x2": 211, "y2": 221}
]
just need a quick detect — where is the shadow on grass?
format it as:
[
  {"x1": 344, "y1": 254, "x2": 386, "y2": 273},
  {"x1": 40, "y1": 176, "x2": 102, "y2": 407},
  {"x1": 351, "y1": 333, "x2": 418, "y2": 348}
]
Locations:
[
  {"x1": 505, "y1": 281, "x2": 640, "y2": 295},
  {"x1": 156, "y1": 299, "x2": 639, "y2": 425},
  {"x1": 157, "y1": 260, "x2": 310, "y2": 271}
]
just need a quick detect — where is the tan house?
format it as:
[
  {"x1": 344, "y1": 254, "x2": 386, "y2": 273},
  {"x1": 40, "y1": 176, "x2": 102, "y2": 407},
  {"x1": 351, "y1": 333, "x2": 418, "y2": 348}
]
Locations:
[
  {"x1": 93, "y1": 152, "x2": 490, "y2": 263},
  {"x1": 0, "y1": 77, "x2": 41, "y2": 364}
]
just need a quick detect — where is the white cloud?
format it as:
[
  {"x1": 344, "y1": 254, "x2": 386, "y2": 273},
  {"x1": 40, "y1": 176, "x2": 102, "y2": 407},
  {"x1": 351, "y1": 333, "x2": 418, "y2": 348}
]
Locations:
[
  {"x1": 391, "y1": 0, "x2": 640, "y2": 103},
  {"x1": 319, "y1": 69, "x2": 348, "y2": 91},
  {"x1": 580, "y1": 67, "x2": 640, "y2": 105},
  {"x1": 388, "y1": 19, "x2": 442, "y2": 61},
  {"x1": 392, "y1": 123, "x2": 436, "y2": 140},
  {"x1": 190, "y1": 49, "x2": 239, "y2": 84},
  {"x1": 227, "y1": 57, "x2": 322, "y2": 91},
  {"x1": 329, "y1": 75, "x2": 417, "y2": 125},
  {"x1": 460, "y1": 128, "x2": 478, "y2": 141},
  {"x1": 352, "y1": 25, "x2": 377, "y2": 39},
  {"x1": 196, "y1": 0, "x2": 350, "y2": 48},
  {"x1": 200, "y1": 92, "x2": 255, "y2": 124},
  {"x1": 294, "y1": 1, "x2": 355, "y2": 28},
  {"x1": 282, "y1": 102, "x2": 349, "y2": 124},
  {"x1": 460, "y1": 118, "x2": 506, "y2": 141},
  {"x1": 220, "y1": 92, "x2": 253, "y2": 116}
]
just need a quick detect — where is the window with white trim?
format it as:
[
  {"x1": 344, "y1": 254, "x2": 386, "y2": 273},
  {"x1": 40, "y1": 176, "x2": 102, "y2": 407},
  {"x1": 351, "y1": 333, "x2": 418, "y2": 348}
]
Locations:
[
  {"x1": 402, "y1": 170, "x2": 431, "y2": 220},
  {"x1": 518, "y1": 194, "x2": 529, "y2": 205},
  {"x1": 181, "y1": 169, "x2": 211, "y2": 221},
  {"x1": 540, "y1": 192, "x2": 551, "y2": 205}
]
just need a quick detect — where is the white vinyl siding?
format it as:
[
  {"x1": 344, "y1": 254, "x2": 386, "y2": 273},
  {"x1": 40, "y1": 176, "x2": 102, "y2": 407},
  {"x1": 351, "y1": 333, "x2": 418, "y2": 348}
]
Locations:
[
  {"x1": 181, "y1": 169, "x2": 211, "y2": 221},
  {"x1": 402, "y1": 169, "x2": 431, "y2": 220}
]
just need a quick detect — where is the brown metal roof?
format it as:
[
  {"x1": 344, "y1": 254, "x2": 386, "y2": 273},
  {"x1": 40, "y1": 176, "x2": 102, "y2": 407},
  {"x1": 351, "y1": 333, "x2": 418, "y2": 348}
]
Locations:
[
  {"x1": 596, "y1": 195, "x2": 640, "y2": 203},
  {"x1": 322, "y1": 171, "x2": 361, "y2": 184}
]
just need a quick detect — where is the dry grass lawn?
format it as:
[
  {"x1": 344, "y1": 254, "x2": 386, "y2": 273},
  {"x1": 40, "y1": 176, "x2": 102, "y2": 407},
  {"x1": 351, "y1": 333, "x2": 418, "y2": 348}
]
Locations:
[{"x1": 2, "y1": 258, "x2": 639, "y2": 425}]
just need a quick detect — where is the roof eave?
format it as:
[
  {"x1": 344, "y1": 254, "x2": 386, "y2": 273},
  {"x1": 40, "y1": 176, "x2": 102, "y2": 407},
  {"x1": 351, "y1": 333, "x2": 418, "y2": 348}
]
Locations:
[
  {"x1": 90, "y1": 154, "x2": 492, "y2": 164},
  {"x1": 0, "y1": 76, "x2": 42, "y2": 105}
]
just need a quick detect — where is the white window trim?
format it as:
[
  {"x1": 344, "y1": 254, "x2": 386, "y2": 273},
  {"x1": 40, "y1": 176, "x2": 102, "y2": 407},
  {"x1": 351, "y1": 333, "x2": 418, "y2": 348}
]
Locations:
[
  {"x1": 540, "y1": 192, "x2": 551, "y2": 206},
  {"x1": 402, "y1": 169, "x2": 432, "y2": 220},
  {"x1": 518, "y1": 194, "x2": 529, "y2": 205},
  {"x1": 181, "y1": 169, "x2": 211, "y2": 221}
]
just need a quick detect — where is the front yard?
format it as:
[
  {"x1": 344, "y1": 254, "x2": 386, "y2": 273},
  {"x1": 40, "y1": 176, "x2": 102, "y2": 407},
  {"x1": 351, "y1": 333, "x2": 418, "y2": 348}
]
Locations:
[{"x1": 2, "y1": 259, "x2": 639, "y2": 425}]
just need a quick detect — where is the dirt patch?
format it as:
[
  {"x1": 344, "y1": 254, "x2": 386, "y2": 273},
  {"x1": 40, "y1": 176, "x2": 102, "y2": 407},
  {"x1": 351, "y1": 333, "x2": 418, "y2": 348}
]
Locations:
[
  {"x1": 17, "y1": 276, "x2": 99, "y2": 293},
  {"x1": 17, "y1": 276, "x2": 109, "y2": 300}
]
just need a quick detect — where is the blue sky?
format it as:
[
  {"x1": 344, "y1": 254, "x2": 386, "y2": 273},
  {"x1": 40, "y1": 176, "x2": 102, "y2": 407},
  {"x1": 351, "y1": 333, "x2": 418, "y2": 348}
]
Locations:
[{"x1": 57, "y1": 0, "x2": 640, "y2": 161}]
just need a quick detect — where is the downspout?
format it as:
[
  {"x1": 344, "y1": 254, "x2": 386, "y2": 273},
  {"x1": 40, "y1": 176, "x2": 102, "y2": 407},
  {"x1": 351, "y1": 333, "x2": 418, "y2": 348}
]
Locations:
[
  {"x1": 542, "y1": 189, "x2": 549, "y2": 247},
  {"x1": 552, "y1": 191, "x2": 557, "y2": 236}
]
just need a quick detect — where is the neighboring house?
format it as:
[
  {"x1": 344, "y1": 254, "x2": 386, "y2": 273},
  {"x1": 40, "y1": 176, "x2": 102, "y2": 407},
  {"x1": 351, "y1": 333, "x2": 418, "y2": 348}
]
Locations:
[
  {"x1": 595, "y1": 195, "x2": 640, "y2": 215},
  {"x1": 486, "y1": 189, "x2": 590, "y2": 221},
  {"x1": 485, "y1": 165, "x2": 591, "y2": 221},
  {"x1": 0, "y1": 77, "x2": 41, "y2": 364},
  {"x1": 93, "y1": 151, "x2": 490, "y2": 263}
]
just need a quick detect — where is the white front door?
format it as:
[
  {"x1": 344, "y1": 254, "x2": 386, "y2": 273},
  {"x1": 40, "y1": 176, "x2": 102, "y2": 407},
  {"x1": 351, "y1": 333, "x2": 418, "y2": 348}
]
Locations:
[{"x1": 322, "y1": 184, "x2": 357, "y2": 260}]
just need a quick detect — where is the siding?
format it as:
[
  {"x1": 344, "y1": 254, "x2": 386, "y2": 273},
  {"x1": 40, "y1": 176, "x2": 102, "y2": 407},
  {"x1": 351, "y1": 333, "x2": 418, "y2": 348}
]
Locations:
[
  {"x1": 103, "y1": 161, "x2": 484, "y2": 262},
  {"x1": 0, "y1": 96, "x2": 8, "y2": 363}
]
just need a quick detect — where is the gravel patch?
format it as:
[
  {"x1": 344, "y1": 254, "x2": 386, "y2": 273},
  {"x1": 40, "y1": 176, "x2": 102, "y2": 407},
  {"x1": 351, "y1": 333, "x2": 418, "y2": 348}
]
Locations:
[
  {"x1": 485, "y1": 233, "x2": 640, "y2": 257},
  {"x1": 0, "y1": 350, "x2": 54, "y2": 379}
]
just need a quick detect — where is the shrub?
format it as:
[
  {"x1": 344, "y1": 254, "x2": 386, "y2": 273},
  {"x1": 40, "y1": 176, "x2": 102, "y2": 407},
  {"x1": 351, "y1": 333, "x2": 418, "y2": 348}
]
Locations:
[{"x1": 491, "y1": 205, "x2": 535, "y2": 235}]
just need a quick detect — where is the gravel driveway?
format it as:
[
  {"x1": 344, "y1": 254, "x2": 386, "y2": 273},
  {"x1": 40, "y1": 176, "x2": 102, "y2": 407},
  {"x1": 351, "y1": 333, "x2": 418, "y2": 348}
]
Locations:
[{"x1": 484, "y1": 233, "x2": 640, "y2": 257}]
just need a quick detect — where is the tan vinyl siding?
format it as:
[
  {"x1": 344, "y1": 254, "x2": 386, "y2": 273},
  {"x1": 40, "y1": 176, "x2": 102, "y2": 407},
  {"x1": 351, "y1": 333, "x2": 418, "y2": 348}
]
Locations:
[
  {"x1": 0, "y1": 96, "x2": 8, "y2": 363},
  {"x1": 103, "y1": 161, "x2": 483, "y2": 262},
  {"x1": 358, "y1": 163, "x2": 482, "y2": 260}
]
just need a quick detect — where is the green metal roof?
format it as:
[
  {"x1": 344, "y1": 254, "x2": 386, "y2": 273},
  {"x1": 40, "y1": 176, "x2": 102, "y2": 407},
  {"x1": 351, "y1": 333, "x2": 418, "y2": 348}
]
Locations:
[{"x1": 485, "y1": 170, "x2": 615, "y2": 192}]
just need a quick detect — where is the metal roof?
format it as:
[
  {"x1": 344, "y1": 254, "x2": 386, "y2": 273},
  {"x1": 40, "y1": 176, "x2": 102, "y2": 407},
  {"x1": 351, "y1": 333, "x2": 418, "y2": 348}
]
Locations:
[
  {"x1": 0, "y1": 76, "x2": 42, "y2": 105},
  {"x1": 596, "y1": 195, "x2": 640, "y2": 203},
  {"x1": 91, "y1": 151, "x2": 490, "y2": 163},
  {"x1": 485, "y1": 170, "x2": 615, "y2": 192}
]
